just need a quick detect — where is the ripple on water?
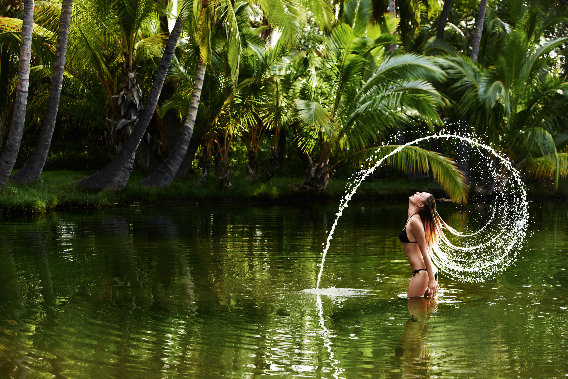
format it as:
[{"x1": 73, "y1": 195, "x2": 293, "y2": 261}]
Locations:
[{"x1": 302, "y1": 287, "x2": 373, "y2": 297}]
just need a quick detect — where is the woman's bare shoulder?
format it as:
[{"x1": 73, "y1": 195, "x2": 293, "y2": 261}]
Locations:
[{"x1": 408, "y1": 216, "x2": 424, "y2": 231}]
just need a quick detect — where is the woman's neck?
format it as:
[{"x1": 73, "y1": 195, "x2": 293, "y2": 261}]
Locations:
[{"x1": 408, "y1": 204, "x2": 420, "y2": 218}]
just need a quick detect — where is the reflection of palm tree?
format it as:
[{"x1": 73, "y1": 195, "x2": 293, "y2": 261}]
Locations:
[
  {"x1": 395, "y1": 298, "x2": 436, "y2": 377},
  {"x1": 0, "y1": 251, "x2": 25, "y2": 319},
  {"x1": 0, "y1": 250, "x2": 28, "y2": 376}
]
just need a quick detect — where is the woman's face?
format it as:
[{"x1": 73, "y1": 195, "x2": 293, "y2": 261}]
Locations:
[{"x1": 409, "y1": 192, "x2": 431, "y2": 207}]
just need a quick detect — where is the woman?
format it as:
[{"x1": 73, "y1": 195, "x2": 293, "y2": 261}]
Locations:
[{"x1": 399, "y1": 192, "x2": 441, "y2": 298}]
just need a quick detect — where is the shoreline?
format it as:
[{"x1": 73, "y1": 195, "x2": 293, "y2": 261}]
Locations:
[{"x1": 0, "y1": 170, "x2": 566, "y2": 216}]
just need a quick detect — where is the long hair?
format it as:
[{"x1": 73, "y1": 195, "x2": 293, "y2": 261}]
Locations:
[{"x1": 417, "y1": 195, "x2": 443, "y2": 250}]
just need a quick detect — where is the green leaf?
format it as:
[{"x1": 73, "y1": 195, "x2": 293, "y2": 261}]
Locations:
[{"x1": 364, "y1": 145, "x2": 468, "y2": 203}]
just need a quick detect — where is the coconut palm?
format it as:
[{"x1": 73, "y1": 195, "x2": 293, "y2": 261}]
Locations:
[
  {"x1": 441, "y1": 5, "x2": 568, "y2": 189},
  {"x1": 68, "y1": 0, "x2": 164, "y2": 150},
  {"x1": 292, "y1": 0, "x2": 467, "y2": 200},
  {"x1": 143, "y1": 0, "x2": 332, "y2": 187},
  {"x1": 0, "y1": 5, "x2": 55, "y2": 152},
  {"x1": 0, "y1": 0, "x2": 35, "y2": 187},
  {"x1": 12, "y1": 0, "x2": 74, "y2": 184},
  {"x1": 140, "y1": 0, "x2": 242, "y2": 187},
  {"x1": 436, "y1": 0, "x2": 452, "y2": 40},
  {"x1": 470, "y1": 0, "x2": 488, "y2": 62},
  {"x1": 76, "y1": 7, "x2": 186, "y2": 190}
]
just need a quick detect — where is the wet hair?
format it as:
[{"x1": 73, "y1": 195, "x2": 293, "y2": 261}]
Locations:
[{"x1": 417, "y1": 194, "x2": 443, "y2": 250}]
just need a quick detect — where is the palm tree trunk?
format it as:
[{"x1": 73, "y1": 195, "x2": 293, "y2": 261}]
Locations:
[
  {"x1": 174, "y1": 137, "x2": 199, "y2": 179},
  {"x1": 388, "y1": 0, "x2": 397, "y2": 51},
  {"x1": 470, "y1": 0, "x2": 488, "y2": 62},
  {"x1": 76, "y1": 12, "x2": 184, "y2": 191},
  {"x1": 389, "y1": 0, "x2": 395, "y2": 15},
  {"x1": 12, "y1": 0, "x2": 73, "y2": 184},
  {"x1": 0, "y1": 0, "x2": 34, "y2": 187},
  {"x1": 141, "y1": 61, "x2": 206, "y2": 187},
  {"x1": 436, "y1": 0, "x2": 452, "y2": 41}
]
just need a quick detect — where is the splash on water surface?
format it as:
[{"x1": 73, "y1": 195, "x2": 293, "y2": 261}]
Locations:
[
  {"x1": 303, "y1": 288, "x2": 372, "y2": 297},
  {"x1": 316, "y1": 133, "x2": 529, "y2": 287}
]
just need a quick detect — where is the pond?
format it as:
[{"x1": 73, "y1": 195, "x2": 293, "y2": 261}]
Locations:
[{"x1": 0, "y1": 199, "x2": 567, "y2": 377}]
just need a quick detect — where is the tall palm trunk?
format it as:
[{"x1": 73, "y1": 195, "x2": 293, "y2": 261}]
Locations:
[
  {"x1": 458, "y1": 0, "x2": 488, "y2": 181},
  {"x1": 470, "y1": 0, "x2": 488, "y2": 62},
  {"x1": 12, "y1": 0, "x2": 73, "y2": 184},
  {"x1": 141, "y1": 61, "x2": 206, "y2": 187},
  {"x1": 0, "y1": 0, "x2": 34, "y2": 187},
  {"x1": 436, "y1": 0, "x2": 452, "y2": 41},
  {"x1": 76, "y1": 12, "x2": 184, "y2": 191},
  {"x1": 388, "y1": 0, "x2": 397, "y2": 51}
]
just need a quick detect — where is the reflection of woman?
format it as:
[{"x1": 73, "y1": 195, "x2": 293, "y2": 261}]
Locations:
[
  {"x1": 399, "y1": 192, "x2": 442, "y2": 297},
  {"x1": 395, "y1": 297, "x2": 437, "y2": 376}
]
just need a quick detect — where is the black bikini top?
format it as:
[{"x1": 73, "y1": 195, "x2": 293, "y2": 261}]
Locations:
[{"x1": 399, "y1": 214, "x2": 418, "y2": 244}]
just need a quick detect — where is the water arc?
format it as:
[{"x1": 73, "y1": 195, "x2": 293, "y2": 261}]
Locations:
[{"x1": 315, "y1": 134, "x2": 529, "y2": 289}]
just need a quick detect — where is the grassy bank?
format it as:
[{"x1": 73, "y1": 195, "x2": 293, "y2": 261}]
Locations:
[
  {"x1": 1, "y1": 170, "x2": 566, "y2": 215},
  {"x1": 0, "y1": 170, "x2": 448, "y2": 215}
]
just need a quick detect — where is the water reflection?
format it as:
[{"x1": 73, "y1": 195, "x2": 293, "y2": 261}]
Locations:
[
  {"x1": 0, "y1": 202, "x2": 566, "y2": 376},
  {"x1": 395, "y1": 298, "x2": 437, "y2": 377}
]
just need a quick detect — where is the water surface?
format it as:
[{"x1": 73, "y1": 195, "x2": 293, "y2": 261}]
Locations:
[{"x1": 0, "y1": 200, "x2": 566, "y2": 377}]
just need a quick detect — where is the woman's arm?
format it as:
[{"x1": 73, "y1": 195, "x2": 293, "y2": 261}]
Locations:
[{"x1": 409, "y1": 218, "x2": 438, "y2": 297}]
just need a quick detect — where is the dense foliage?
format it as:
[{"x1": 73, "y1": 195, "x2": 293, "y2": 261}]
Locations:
[{"x1": 0, "y1": 0, "x2": 567, "y2": 197}]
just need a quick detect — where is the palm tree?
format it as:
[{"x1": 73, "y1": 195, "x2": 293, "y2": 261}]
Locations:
[
  {"x1": 441, "y1": 6, "x2": 568, "y2": 189},
  {"x1": 143, "y1": 0, "x2": 331, "y2": 187},
  {"x1": 76, "y1": 8, "x2": 186, "y2": 190},
  {"x1": 12, "y1": 0, "x2": 74, "y2": 184},
  {"x1": 292, "y1": 1, "x2": 466, "y2": 199},
  {"x1": 140, "y1": 0, "x2": 241, "y2": 187},
  {"x1": 0, "y1": 9, "x2": 55, "y2": 152},
  {"x1": 436, "y1": 0, "x2": 452, "y2": 41},
  {"x1": 0, "y1": 0, "x2": 35, "y2": 187},
  {"x1": 470, "y1": 0, "x2": 488, "y2": 62},
  {"x1": 70, "y1": 0, "x2": 163, "y2": 151}
]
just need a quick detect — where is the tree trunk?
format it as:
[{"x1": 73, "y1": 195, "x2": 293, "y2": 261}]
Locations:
[
  {"x1": 246, "y1": 150, "x2": 258, "y2": 178},
  {"x1": 12, "y1": 0, "x2": 73, "y2": 184},
  {"x1": 436, "y1": 0, "x2": 452, "y2": 41},
  {"x1": 389, "y1": 0, "x2": 395, "y2": 15},
  {"x1": 76, "y1": 12, "x2": 184, "y2": 191},
  {"x1": 141, "y1": 61, "x2": 206, "y2": 187},
  {"x1": 262, "y1": 127, "x2": 287, "y2": 181},
  {"x1": 175, "y1": 136, "x2": 199, "y2": 179},
  {"x1": 198, "y1": 152, "x2": 212, "y2": 183},
  {"x1": 302, "y1": 161, "x2": 330, "y2": 191},
  {"x1": 0, "y1": 0, "x2": 34, "y2": 187},
  {"x1": 388, "y1": 0, "x2": 398, "y2": 51},
  {"x1": 216, "y1": 134, "x2": 232, "y2": 188},
  {"x1": 470, "y1": 0, "x2": 488, "y2": 62}
]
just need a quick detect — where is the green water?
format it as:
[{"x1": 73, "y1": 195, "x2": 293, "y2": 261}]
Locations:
[{"x1": 0, "y1": 200, "x2": 566, "y2": 377}]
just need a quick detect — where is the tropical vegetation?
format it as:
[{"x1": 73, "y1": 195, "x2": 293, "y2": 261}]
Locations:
[{"x1": 0, "y1": 0, "x2": 567, "y2": 208}]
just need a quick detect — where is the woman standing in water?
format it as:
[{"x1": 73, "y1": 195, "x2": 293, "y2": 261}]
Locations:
[{"x1": 399, "y1": 192, "x2": 441, "y2": 297}]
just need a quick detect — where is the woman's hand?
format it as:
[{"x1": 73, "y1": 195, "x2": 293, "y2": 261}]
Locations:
[{"x1": 425, "y1": 279, "x2": 438, "y2": 298}]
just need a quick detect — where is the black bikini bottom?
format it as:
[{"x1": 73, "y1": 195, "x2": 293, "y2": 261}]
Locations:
[{"x1": 412, "y1": 268, "x2": 438, "y2": 280}]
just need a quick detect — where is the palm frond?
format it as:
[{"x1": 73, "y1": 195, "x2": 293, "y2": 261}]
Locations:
[
  {"x1": 360, "y1": 145, "x2": 468, "y2": 203},
  {"x1": 342, "y1": 0, "x2": 372, "y2": 36},
  {"x1": 523, "y1": 153, "x2": 568, "y2": 181},
  {"x1": 361, "y1": 54, "x2": 445, "y2": 94},
  {"x1": 303, "y1": 0, "x2": 333, "y2": 32},
  {"x1": 511, "y1": 127, "x2": 557, "y2": 158},
  {"x1": 260, "y1": 0, "x2": 301, "y2": 47}
]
